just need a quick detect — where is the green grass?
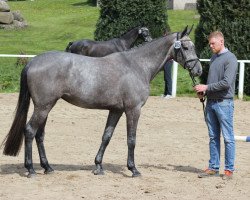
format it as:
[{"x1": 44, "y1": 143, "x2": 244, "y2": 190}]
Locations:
[
  {"x1": 1, "y1": 0, "x2": 98, "y2": 54},
  {"x1": 0, "y1": 0, "x2": 199, "y2": 96}
]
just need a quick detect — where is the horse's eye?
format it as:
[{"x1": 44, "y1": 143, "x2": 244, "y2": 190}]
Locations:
[{"x1": 182, "y1": 46, "x2": 188, "y2": 50}]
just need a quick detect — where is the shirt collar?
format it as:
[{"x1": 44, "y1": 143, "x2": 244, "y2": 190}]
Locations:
[{"x1": 217, "y1": 48, "x2": 228, "y2": 55}]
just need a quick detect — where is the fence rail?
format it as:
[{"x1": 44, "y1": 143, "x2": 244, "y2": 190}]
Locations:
[
  {"x1": 172, "y1": 59, "x2": 250, "y2": 100},
  {"x1": 0, "y1": 54, "x2": 249, "y2": 100},
  {"x1": 0, "y1": 54, "x2": 36, "y2": 58}
]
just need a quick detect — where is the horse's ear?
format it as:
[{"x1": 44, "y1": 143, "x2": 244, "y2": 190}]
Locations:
[
  {"x1": 187, "y1": 24, "x2": 194, "y2": 35},
  {"x1": 180, "y1": 25, "x2": 188, "y2": 38}
]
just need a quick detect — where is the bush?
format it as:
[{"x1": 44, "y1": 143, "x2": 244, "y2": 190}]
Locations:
[
  {"x1": 87, "y1": 0, "x2": 97, "y2": 6},
  {"x1": 195, "y1": 0, "x2": 250, "y2": 95},
  {"x1": 94, "y1": 0, "x2": 170, "y2": 42}
]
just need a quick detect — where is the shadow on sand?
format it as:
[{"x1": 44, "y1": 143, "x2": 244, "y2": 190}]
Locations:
[
  {"x1": 1, "y1": 162, "x2": 203, "y2": 178},
  {"x1": 140, "y1": 163, "x2": 203, "y2": 174},
  {"x1": 0, "y1": 162, "x2": 130, "y2": 177}
]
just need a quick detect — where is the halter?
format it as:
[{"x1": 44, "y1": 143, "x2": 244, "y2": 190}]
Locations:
[
  {"x1": 174, "y1": 32, "x2": 200, "y2": 72},
  {"x1": 139, "y1": 27, "x2": 152, "y2": 42}
]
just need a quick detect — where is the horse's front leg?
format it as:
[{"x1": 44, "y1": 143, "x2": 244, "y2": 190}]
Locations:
[
  {"x1": 35, "y1": 118, "x2": 54, "y2": 175},
  {"x1": 94, "y1": 110, "x2": 123, "y2": 175},
  {"x1": 125, "y1": 107, "x2": 141, "y2": 177}
]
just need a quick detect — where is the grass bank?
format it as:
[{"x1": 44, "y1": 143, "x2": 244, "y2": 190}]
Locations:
[{"x1": 0, "y1": 0, "x2": 199, "y2": 95}]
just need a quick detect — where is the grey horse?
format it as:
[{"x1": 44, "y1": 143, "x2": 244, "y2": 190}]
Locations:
[
  {"x1": 2, "y1": 26, "x2": 202, "y2": 178},
  {"x1": 65, "y1": 27, "x2": 152, "y2": 57}
]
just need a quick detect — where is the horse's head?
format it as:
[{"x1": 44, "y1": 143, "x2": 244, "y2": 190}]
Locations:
[
  {"x1": 139, "y1": 27, "x2": 152, "y2": 42},
  {"x1": 170, "y1": 26, "x2": 202, "y2": 77}
]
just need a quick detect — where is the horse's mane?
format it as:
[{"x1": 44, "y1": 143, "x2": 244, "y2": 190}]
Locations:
[
  {"x1": 117, "y1": 26, "x2": 140, "y2": 38},
  {"x1": 127, "y1": 33, "x2": 175, "y2": 52}
]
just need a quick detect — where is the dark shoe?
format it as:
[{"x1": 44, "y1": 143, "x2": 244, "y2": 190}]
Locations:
[
  {"x1": 198, "y1": 168, "x2": 219, "y2": 178},
  {"x1": 222, "y1": 170, "x2": 233, "y2": 180}
]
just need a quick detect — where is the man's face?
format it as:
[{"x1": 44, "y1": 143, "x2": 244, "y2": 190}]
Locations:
[{"x1": 209, "y1": 37, "x2": 224, "y2": 54}]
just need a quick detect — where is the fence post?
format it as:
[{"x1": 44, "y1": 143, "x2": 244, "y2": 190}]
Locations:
[
  {"x1": 238, "y1": 61, "x2": 245, "y2": 100},
  {"x1": 97, "y1": 0, "x2": 100, "y2": 6},
  {"x1": 172, "y1": 61, "x2": 178, "y2": 97}
]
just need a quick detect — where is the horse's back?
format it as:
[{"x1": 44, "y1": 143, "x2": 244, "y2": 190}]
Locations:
[
  {"x1": 83, "y1": 39, "x2": 124, "y2": 57},
  {"x1": 66, "y1": 38, "x2": 126, "y2": 57}
]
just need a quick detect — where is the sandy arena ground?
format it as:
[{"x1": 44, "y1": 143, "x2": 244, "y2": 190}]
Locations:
[{"x1": 0, "y1": 93, "x2": 249, "y2": 200}]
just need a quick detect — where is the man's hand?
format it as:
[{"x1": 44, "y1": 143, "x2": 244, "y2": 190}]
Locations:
[
  {"x1": 197, "y1": 92, "x2": 205, "y2": 99},
  {"x1": 194, "y1": 84, "x2": 208, "y2": 93},
  {"x1": 193, "y1": 84, "x2": 208, "y2": 100}
]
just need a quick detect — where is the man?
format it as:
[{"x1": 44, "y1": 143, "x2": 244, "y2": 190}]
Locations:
[
  {"x1": 194, "y1": 31, "x2": 238, "y2": 180},
  {"x1": 162, "y1": 59, "x2": 173, "y2": 99}
]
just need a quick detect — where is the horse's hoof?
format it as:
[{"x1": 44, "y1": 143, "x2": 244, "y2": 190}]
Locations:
[
  {"x1": 132, "y1": 171, "x2": 141, "y2": 178},
  {"x1": 27, "y1": 172, "x2": 36, "y2": 178},
  {"x1": 44, "y1": 169, "x2": 54, "y2": 175},
  {"x1": 93, "y1": 169, "x2": 105, "y2": 175}
]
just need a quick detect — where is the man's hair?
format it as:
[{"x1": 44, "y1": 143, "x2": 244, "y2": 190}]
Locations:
[{"x1": 208, "y1": 31, "x2": 224, "y2": 41}]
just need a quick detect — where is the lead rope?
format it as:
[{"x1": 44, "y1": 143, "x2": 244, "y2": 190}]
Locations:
[
  {"x1": 189, "y1": 73, "x2": 206, "y2": 120},
  {"x1": 174, "y1": 32, "x2": 206, "y2": 119}
]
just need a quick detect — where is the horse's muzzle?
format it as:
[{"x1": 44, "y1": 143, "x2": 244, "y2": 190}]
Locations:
[
  {"x1": 145, "y1": 36, "x2": 152, "y2": 42},
  {"x1": 193, "y1": 62, "x2": 202, "y2": 77}
]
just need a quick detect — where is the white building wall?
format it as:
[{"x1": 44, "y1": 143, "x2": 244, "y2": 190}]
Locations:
[{"x1": 167, "y1": 0, "x2": 197, "y2": 10}]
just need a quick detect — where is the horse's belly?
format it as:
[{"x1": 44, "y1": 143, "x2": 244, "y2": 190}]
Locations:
[{"x1": 61, "y1": 93, "x2": 123, "y2": 110}]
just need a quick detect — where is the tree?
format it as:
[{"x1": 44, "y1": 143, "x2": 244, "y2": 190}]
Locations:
[
  {"x1": 195, "y1": 0, "x2": 250, "y2": 95},
  {"x1": 94, "y1": 0, "x2": 170, "y2": 43}
]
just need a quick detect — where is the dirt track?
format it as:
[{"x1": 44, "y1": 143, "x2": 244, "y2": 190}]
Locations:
[{"x1": 0, "y1": 93, "x2": 250, "y2": 200}]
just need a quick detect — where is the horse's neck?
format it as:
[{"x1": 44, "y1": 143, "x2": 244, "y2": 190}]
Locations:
[
  {"x1": 128, "y1": 35, "x2": 175, "y2": 83},
  {"x1": 119, "y1": 28, "x2": 139, "y2": 49}
]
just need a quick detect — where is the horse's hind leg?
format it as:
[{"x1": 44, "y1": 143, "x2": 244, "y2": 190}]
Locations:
[
  {"x1": 24, "y1": 106, "x2": 52, "y2": 178},
  {"x1": 35, "y1": 117, "x2": 54, "y2": 174},
  {"x1": 94, "y1": 110, "x2": 123, "y2": 175}
]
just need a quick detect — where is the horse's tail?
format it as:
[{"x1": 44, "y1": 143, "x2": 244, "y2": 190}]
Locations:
[{"x1": 2, "y1": 65, "x2": 31, "y2": 156}]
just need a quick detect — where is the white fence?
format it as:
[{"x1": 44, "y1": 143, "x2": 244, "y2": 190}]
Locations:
[
  {"x1": 0, "y1": 54, "x2": 36, "y2": 58},
  {"x1": 172, "y1": 59, "x2": 250, "y2": 100},
  {"x1": 0, "y1": 54, "x2": 249, "y2": 100}
]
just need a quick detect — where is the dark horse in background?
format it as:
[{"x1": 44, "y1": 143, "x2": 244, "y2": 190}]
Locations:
[
  {"x1": 65, "y1": 27, "x2": 152, "y2": 57},
  {"x1": 2, "y1": 26, "x2": 202, "y2": 178}
]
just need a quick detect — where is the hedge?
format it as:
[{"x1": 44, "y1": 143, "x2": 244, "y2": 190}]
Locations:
[
  {"x1": 94, "y1": 0, "x2": 170, "y2": 42},
  {"x1": 195, "y1": 0, "x2": 250, "y2": 95}
]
